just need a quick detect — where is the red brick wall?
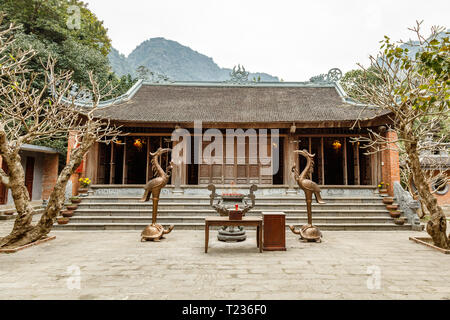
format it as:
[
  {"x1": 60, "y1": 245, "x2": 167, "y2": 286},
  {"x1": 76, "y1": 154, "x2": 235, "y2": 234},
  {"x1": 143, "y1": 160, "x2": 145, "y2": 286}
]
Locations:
[
  {"x1": 381, "y1": 130, "x2": 400, "y2": 196},
  {"x1": 41, "y1": 153, "x2": 59, "y2": 200},
  {"x1": 432, "y1": 170, "x2": 450, "y2": 207}
]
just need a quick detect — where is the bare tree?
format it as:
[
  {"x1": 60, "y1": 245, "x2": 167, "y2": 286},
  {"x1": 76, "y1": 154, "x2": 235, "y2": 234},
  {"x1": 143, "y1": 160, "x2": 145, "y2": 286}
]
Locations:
[
  {"x1": 350, "y1": 22, "x2": 449, "y2": 248},
  {"x1": 0, "y1": 16, "x2": 120, "y2": 249}
]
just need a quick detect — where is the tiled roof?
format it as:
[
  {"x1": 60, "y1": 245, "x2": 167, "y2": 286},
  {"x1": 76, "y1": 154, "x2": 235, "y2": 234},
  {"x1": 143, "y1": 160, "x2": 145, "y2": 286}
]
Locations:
[{"x1": 93, "y1": 82, "x2": 386, "y2": 124}]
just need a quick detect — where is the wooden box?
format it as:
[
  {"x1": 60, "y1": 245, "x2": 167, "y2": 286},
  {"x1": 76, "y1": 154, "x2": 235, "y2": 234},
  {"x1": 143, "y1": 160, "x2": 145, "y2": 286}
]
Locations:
[
  {"x1": 229, "y1": 210, "x2": 243, "y2": 221},
  {"x1": 262, "y1": 212, "x2": 286, "y2": 251}
]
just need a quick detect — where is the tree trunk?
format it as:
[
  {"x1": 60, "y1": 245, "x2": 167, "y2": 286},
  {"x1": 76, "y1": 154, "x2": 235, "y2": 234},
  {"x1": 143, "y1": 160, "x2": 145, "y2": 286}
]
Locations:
[
  {"x1": 405, "y1": 140, "x2": 449, "y2": 249},
  {"x1": 0, "y1": 137, "x2": 94, "y2": 249}
]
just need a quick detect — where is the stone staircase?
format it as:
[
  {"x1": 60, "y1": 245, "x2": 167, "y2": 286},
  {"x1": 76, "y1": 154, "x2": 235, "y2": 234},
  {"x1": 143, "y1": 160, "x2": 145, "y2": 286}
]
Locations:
[
  {"x1": 54, "y1": 186, "x2": 416, "y2": 231},
  {"x1": 0, "y1": 201, "x2": 45, "y2": 220}
]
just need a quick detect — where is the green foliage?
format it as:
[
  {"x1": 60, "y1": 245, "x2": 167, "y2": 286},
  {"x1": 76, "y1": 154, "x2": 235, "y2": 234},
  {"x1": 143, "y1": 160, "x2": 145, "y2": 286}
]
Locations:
[
  {"x1": 1, "y1": 0, "x2": 111, "y2": 54},
  {"x1": 104, "y1": 73, "x2": 137, "y2": 100},
  {"x1": 1, "y1": 0, "x2": 137, "y2": 155},
  {"x1": 382, "y1": 31, "x2": 449, "y2": 113},
  {"x1": 0, "y1": 0, "x2": 137, "y2": 92},
  {"x1": 341, "y1": 67, "x2": 382, "y2": 100}
]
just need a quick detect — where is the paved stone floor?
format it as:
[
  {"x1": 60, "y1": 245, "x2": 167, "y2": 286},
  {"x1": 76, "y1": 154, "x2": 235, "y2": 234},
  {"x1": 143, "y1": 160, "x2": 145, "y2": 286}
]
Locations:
[{"x1": 0, "y1": 218, "x2": 449, "y2": 300}]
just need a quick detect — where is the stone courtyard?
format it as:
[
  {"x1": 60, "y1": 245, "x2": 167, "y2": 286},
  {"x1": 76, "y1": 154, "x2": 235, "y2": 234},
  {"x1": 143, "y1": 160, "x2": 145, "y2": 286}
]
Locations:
[{"x1": 1, "y1": 217, "x2": 449, "y2": 300}]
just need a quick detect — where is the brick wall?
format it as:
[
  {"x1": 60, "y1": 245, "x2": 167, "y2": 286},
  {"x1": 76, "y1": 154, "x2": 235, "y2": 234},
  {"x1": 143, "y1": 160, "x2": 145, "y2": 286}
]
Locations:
[
  {"x1": 381, "y1": 130, "x2": 400, "y2": 196},
  {"x1": 41, "y1": 153, "x2": 59, "y2": 200},
  {"x1": 433, "y1": 169, "x2": 450, "y2": 207}
]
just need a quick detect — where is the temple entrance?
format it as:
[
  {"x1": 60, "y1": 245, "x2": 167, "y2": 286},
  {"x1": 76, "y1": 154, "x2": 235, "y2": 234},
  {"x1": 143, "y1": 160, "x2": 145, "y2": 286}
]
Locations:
[
  {"x1": 323, "y1": 138, "x2": 344, "y2": 185},
  {"x1": 0, "y1": 161, "x2": 8, "y2": 204},
  {"x1": 296, "y1": 136, "x2": 373, "y2": 186},
  {"x1": 126, "y1": 137, "x2": 147, "y2": 184},
  {"x1": 97, "y1": 135, "x2": 172, "y2": 185},
  {"x1": 197, "y1": 132, "x2": 276, "y2": 185},
  {"x1": 25, "y1": 157, "x2": 35, "y2": 199},
  {"x1": 95, "y1": 130, "x2": 376, "y2": 187}
]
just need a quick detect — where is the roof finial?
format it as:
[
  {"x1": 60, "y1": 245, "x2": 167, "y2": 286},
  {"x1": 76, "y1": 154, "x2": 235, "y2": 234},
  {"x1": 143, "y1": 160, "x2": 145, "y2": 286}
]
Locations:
[
  {"x1": 227, "y1": 64, "x2": 250, "y2": 84},
  {"x1": 310, "y1": 68, "x2": 342, "y2": 83}
]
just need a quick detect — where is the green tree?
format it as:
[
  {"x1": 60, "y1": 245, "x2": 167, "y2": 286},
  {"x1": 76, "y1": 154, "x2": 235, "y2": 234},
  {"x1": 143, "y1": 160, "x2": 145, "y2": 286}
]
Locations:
[
  {"x1": 0, "y1": 0, "x2": 114, "y2": 88},
  {"x1": 340, "y1": 67, "x2": 382, "y2": 101},
  {"x1": 0, "y1": 1, "x2": 135, "y2": 159},
  {"x1": 351, "y1": 23, "x2": 449, "y2": 248}
]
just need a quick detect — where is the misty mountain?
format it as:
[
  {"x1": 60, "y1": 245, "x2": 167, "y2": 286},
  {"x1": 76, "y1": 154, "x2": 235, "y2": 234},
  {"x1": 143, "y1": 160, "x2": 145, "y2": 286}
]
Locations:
[{"x1": 108, "y1": 37, "x2": 279, "y2": 82}]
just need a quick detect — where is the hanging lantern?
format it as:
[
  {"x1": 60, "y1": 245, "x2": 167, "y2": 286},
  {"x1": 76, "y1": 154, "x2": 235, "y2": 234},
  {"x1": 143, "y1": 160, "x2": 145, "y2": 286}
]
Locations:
[
  {"x1": 134, "y1": 138, "x2": 144, "y2": 150},
  {"x1": 332, "y1": 140, "x2": 342, "y2": 151}
]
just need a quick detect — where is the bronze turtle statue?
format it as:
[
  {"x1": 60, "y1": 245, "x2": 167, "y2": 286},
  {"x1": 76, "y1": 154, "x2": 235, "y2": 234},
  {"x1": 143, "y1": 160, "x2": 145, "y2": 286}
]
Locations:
[
  {"x1": 141, "y1": 224, "x2": 174, "y2": 242},
  {"x1": 289, "y1": 224, "x2": 322, "y2": 242}
]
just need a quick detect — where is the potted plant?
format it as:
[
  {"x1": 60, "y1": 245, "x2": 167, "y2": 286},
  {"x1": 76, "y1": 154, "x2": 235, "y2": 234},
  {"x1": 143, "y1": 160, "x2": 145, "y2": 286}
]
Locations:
[
  {"x1": 70, "y1": 196, "x2": 82, "y2": 204},
  {"x1": 78, "y1": 177, "x2": 91, "y2": 194},
  {"x1": 57, "y1": 215, "x2": 70, "y2": 225},
  {"x1": 61, "y1": 210, "x2": 74, "y2": 218},
  {"x1": 4, "y1": 209, "x2": 15, "y2": 216},
  {"x1": 386, "y1": 204, "x2": 399, "y2": 211},
  {"x1": 66, "y1": 204, "x2": 78, "y2": 211},
  {"x1": 394, "y1": 217, "x2": 406, "y2": 225},
  {"x1": 389, "y1": 211, "x2": 402, "y2": 219},
  {"x1": 378, "y1": 182, "x2": 389, "y2": 195}
]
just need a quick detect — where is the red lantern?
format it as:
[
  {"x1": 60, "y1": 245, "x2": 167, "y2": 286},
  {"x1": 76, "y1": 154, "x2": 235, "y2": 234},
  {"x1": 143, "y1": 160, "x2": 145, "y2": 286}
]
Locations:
[{"x1": 75, "y1": 160, "x2": 84, "y2": 174}]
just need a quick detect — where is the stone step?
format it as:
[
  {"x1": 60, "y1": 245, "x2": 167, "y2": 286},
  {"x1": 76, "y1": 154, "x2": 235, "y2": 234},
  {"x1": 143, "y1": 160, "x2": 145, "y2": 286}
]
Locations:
[
  {"x1": 54, "y1": 222, "x2": 413, "y2": 231},
  {"x1": 81, "y1": 196, "x2": 386, "y2": 204},
  {"x1": 71, "y1": 208, "x2": 393, "y2": 217},
  {"x1": 75, "y1": 202, "x2": 388, "y2": 211},
  {"x1": 0, "y1": 207, "x2": 45, "y2": 220},
  {"x1": 66, "y1": 215, "x2": 398, "y2": 225}
]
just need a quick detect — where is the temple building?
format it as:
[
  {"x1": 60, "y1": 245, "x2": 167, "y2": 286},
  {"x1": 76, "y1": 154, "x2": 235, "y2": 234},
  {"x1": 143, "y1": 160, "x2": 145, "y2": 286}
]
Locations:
[{"x1": 72, "y1": 75, "x2": 402, "y2": 195}]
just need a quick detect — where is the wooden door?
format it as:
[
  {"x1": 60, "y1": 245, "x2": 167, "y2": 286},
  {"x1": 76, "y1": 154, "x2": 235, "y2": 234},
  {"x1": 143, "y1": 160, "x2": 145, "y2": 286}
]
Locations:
[
  {"x1": 0, "y1": 161, "x2": 8, "y2": 204},
  {"x1": 25, "y1": 157, "x2": 35, "y2": 200},
  {"x1": 198, "y1": 134, "x2": 274, "y2": 185}
]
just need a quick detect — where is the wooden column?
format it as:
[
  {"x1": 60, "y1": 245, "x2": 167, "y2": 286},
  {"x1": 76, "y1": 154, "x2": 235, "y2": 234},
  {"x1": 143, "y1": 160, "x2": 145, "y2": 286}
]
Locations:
[
  {"x1": 321, "y1": 137, "x2": 325, "y2": 185},
  {"x1": 146, "y1": 137, "x2": 150, "y2": 182},
  {"x1": 122, "y1": 137, "x2": 127, "y2": 184},
  {"x1": 355, "y1": 142, "x2": 360, "y2": 185},
  {"x1": 308, "y1": 137, "x2": 312, "y2": 154},
  {"x1": 109, "y1": 143, "x2": 115, "y2": 185},
  {"x1": 172, "y1": 140, "x2": 183, "y2": 193},
  {"x1": 343, "y1": 138, "x2": 348, "y2": 185},
  {"x1": 285, "y1": 134, "x2": 297, "y2": 193}
]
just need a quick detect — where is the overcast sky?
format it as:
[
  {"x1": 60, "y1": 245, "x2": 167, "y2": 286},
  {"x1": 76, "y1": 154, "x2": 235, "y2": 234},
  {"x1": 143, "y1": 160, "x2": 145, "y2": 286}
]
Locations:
[{"x1": 85, "y1": 0, "x2": 449, "y2": 81}]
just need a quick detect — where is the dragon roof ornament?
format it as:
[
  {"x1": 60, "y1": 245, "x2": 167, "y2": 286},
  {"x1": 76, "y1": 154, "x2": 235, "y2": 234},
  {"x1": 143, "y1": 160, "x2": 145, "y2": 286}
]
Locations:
[{"x1": 226, "y1": 64, "x2": 250, "y2": 84}]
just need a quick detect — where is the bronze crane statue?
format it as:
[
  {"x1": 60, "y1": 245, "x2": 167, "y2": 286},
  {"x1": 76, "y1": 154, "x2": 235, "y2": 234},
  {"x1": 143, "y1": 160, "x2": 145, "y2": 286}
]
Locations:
[
  {"x1": 140, "y1": 147, "x2": 174, "y2": 242},
  {"x1": 289, "y1": 149, "x2": 324, "y2": 242}
]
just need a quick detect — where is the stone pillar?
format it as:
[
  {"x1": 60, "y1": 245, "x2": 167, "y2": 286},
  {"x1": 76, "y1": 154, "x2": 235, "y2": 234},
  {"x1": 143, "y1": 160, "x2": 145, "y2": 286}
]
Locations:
[
  {"x1": 41, "y1": 153, "x2": 59, "y2": 201},
  {"x1": 285, "y1": 133, "x2": 297, "y2": 195},
  {"x1": 381, "y1": 130, "x2": 400, "y2": 196}
]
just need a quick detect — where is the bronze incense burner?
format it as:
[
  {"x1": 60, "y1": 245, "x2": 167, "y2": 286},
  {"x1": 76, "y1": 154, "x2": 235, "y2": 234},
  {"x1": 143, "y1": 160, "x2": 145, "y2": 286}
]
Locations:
[{"x1": 208, "y1": 184, "x2": 257, "y2": 242}]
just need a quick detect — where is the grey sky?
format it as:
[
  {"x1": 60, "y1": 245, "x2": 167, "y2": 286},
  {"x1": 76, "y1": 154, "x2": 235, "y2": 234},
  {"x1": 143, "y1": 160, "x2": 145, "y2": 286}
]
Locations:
[{"x1": 86, "y1": 0, "x2": 449, "y2": 81}]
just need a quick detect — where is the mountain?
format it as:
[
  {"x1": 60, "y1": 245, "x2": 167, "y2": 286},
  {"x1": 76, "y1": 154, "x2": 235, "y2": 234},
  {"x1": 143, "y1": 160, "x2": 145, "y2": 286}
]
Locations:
[{"x1": 108, "y1": 37, "x2": 279, "y2": 82}]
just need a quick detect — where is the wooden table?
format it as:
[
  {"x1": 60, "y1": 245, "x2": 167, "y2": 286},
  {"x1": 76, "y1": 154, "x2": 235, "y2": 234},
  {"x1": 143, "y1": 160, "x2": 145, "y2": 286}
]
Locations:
[{"x1": 204, "y1": 216, "x2": 263, "y2": 253}]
